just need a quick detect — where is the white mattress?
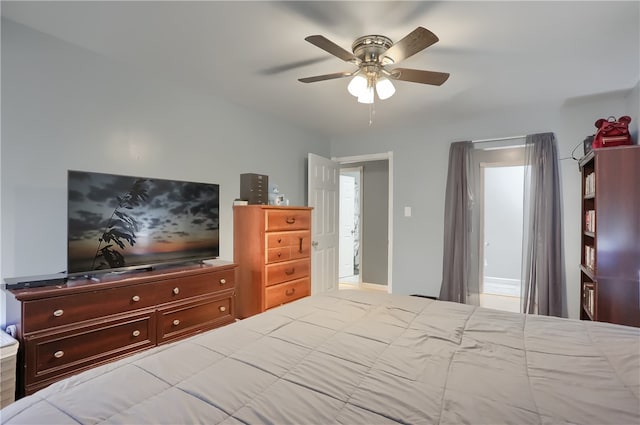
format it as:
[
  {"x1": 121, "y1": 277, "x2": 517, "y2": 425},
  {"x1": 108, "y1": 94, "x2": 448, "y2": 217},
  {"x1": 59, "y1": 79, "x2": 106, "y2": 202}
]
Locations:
[{"x1": 2, "y1": 290, "x2": 639, "y2": 424}]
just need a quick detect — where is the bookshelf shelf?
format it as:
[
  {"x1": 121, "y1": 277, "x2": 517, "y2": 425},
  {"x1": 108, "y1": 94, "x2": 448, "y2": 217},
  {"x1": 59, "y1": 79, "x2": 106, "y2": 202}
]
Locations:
[{"x1": 579, "y1": 264, "x2": 595, "y2": 281}]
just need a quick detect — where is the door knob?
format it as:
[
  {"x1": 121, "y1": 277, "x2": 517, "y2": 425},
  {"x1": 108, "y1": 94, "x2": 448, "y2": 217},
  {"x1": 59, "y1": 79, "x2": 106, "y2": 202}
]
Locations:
[{"x1": 312, "y1": 241, "x2": 319, "y2": 248}]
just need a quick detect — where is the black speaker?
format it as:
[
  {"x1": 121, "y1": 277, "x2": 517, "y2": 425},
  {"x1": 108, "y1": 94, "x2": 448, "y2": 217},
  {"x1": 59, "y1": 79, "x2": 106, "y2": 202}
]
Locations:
[
  {"x1": 240, "y1": 173, "x2": 268, "y2": 205},
  {"x1": 583, "y1": 135, "x2": 594, "y2": 156}
]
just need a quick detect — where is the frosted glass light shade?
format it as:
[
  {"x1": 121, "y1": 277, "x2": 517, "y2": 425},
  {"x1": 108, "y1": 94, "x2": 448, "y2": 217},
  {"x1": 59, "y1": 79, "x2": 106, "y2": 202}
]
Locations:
[
  {"x1": 347, "y1": 75, "x2": 367, "y2": 97},
  {"x1": 357, "y1": 86, "x2": 374, "y2": 104},
  {"x1": 376, "y1": 77, "x2": 396, "y2": 100}
]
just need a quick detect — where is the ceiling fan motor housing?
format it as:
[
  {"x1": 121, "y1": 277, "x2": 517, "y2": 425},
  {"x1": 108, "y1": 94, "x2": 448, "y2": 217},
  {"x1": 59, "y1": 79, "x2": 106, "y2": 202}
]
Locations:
[{"x1": 352, "y1": 35, "x2": 393, "y2": 65}]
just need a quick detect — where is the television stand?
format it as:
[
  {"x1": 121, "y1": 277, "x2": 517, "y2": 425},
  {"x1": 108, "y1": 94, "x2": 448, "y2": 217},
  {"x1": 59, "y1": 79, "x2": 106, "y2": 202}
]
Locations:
[
  {"x1": 77, "y1": 265, "x2": 156, "y2": 282},
  {"x1": 4, "y1": 273, "x2": 67, "y2": 289},
  {"x1": 3, "y1": 260, "x2": 237, "y2": 397}
]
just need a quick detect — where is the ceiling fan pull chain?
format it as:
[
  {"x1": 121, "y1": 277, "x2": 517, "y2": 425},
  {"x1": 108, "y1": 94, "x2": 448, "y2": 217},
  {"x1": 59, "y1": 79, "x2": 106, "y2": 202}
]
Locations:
[{"x1": 369, "y1": 103, "x2": 374, "y2": 126}]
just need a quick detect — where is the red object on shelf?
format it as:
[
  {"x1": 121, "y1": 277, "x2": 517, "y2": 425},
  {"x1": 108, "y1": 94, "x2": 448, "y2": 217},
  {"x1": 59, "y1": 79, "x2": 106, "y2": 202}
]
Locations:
[{"x1": 592, "y1": 116, "x2": 633, "y2": 149}]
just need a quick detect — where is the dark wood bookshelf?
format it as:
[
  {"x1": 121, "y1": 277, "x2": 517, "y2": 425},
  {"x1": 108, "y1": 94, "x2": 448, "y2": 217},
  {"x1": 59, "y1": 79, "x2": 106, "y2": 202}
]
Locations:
[{"x1": 578, "y1": 145, "x2": 640, "y2": 327}]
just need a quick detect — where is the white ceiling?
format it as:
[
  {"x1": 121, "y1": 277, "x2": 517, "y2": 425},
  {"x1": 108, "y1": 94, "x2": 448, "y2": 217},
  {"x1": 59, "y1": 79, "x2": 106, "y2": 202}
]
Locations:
[{"x1": 2, "y1": 1, "x2": 639, "y2": 137}]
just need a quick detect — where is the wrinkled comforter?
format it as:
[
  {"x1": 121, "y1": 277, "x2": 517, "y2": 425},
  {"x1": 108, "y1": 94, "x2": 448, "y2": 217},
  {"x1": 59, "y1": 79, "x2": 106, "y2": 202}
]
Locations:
[{"x1": 2, "y1": 290, "x2": 639, "y2": 424}]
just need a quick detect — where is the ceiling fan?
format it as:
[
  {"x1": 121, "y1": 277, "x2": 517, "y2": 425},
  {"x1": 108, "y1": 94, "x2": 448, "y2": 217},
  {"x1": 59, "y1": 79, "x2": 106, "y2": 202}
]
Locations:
[{"x1": 298, "y1": 27, "x2": 450, "y2": 104}]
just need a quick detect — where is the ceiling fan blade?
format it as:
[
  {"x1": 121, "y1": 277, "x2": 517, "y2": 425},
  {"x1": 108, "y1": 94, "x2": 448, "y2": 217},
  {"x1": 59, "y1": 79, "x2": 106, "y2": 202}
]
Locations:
[
  {"x1": 260, "y1": 57, "x2": 331, "y2": 76},
  {"x1": 305, "y1": 35, "x2": 360, "y2": 64},
  {"x1": 389, "y1": 68, "x2": 450, "y2": 86},
  {"x1": 381, "y1": 27, "x2": 439, "y2": 64},
  {"x1": 298, "y1": 71, "x2": 354, "y2": 83}
]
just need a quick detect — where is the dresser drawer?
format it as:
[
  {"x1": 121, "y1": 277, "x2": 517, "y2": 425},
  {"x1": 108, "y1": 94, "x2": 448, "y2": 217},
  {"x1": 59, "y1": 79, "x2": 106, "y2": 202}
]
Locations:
[
  {"x1": 266, "y1": 231, "x2": 310, "y2": 248},
  {"x1": 25, "y1": 311, "x2": 156, "y2": 388},
  {"x1": 265, "y1": 209, "x2": 310, "y2": 231},
  {"x1": 157, "y1": 294, "x2": 234, "y2": 344},
  {"x1": 265, "y1": 259, "x2": 310, "y2": 286},
  {"x1": 155, "y1": 268, "x2": 235, "y2": 304},
  {"x1": 22, "y1": 283, "x2": 159, "y2": 333},
  {"x1": 265, "y1": 231, "x2": 311, "y2": 264},
  {"x1": 265, "y1": 278, "x2": 310, "y2": 309},
  {"x1": 267, "y1": 247, "x2": 292, "y2": 263},
  {"x1": 288, "y1": 233, "x2": 311, "y2": 261}
]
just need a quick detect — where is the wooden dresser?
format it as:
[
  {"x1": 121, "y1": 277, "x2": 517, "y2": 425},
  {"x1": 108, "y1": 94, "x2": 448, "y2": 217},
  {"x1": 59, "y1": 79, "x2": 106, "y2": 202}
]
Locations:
[
  {"x1": 234, "y1": 206, "x2": 312, "y2": 318},
  {"x1": 3, "y1": 260, "x2": 237, "y2": 396}
]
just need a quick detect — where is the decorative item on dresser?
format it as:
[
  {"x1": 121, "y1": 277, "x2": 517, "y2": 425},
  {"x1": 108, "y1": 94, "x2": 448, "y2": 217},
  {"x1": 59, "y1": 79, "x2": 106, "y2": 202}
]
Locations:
[
  {"x1": 579, "y1": 145, "x2": 640, "y2": 327},
  {"x1": 239, "y1": 173, "x2": 269, "y2": 205},
  {"x1": 3, "y1": 260, "x2": 237, "y2": 397},
  {"x1": 234, "y1": 205, "x2": 312, "y2": 318}
]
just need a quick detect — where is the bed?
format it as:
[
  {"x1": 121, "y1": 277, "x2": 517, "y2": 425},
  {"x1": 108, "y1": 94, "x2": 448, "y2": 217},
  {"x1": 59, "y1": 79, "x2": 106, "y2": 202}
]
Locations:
[{"x1": 2, "y1": 290, "x2": 639, "y2": 424}]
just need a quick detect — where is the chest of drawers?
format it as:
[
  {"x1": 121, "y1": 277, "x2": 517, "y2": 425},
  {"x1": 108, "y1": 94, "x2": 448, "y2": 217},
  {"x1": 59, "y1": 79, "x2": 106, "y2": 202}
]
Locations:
[
  {"x1": 3, "y1": 261, "x2": 236, "y2": 396},
  {"x1": 234, "y1": 206, "x2": 312, "y2": 318}
]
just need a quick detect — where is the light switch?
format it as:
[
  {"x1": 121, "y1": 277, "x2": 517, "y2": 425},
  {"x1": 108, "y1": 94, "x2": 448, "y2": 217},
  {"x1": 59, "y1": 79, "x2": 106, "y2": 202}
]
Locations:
[{"x1": 404, "y1": 206, "x2": 412, "y2": 217}]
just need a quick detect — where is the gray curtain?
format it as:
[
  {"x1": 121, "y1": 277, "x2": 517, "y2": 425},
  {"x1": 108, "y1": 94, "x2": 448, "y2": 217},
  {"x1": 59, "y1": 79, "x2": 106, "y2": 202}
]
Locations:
[
  {"x1": 521, "y1": 133, "x2": 567, "y2": 317},
  {"x1": 439, "y1": 141, "x2": 476, "y2": 303}
]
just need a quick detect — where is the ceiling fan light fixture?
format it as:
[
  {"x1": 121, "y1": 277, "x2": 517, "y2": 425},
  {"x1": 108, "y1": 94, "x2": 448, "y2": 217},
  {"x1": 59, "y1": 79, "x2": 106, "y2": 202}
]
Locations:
[
  {"x1": 347, "y1": 74, "x2": 367, "y2": 97},
  {"x1": 357, "y1": 86, "x2": 374, "y2": 104},
  {"x1": 375, "y1": 77, "x2": 396, "y2": 100}
]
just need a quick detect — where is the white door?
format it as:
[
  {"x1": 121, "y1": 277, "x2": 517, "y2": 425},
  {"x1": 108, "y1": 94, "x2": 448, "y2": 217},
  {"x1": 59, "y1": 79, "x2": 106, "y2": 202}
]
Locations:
[
  {"x1": 339, "y1": 174, "x2": 356, "y2": 278},
  {"x1": 308, "y1": 153, "x2": 339, "y2": 294}
]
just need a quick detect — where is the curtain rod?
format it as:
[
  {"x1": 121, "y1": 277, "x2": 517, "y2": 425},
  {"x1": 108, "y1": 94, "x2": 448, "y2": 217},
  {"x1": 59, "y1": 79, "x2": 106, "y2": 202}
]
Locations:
[{"x1": 472, "y1": 135, "x2": 526, "y2": 143}]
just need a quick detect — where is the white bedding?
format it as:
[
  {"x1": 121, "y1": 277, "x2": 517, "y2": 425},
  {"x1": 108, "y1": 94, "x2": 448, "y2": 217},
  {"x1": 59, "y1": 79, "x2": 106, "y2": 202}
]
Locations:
[{"x1": 2, "y1": 290, "x2": 639, "y2": 424}]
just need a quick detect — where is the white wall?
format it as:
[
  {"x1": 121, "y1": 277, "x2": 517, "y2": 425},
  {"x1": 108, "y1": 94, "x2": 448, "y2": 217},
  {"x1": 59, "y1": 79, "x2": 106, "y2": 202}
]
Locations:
[
  {"x1": 0, "y1": 20, "x2": 329, "y2": 327},
  {"x1": 330, "y1": 90, "x2": 639, "y2": 319},
  {"x1": 627, "y1": 82, "x2": 640, "y2": 142}
]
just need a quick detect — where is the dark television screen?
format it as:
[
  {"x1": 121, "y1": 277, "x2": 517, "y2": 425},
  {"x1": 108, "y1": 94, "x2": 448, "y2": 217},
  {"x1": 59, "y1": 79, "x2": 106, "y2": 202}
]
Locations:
[{"x1": 67, "y1": 170, "x2": 219, "y2": 277}]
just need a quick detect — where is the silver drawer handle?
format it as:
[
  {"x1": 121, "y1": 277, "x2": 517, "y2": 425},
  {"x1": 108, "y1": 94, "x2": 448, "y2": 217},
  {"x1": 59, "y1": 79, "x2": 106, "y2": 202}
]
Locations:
[
  {"x1": 172, "y1": 319, "x2": 180, "y2": 326},
  {"x1": 173, "y1": 287, "x2": 180, "y2": 295},
  {"x1": 219, "y1": 278, "x2": 226, "y2": 285},
  {"x1": 54, "y1": 350, "x2": 64, "y2": 359},
  {"x1": 132, "y1": 295, "x2": 140, "y2": 302},
  {"x1": 53, "y1": 309, "x2": 64, "y2": 317},
  {"x1": 219, "y1": 306, "x2": 226, "y2": 312},
  {"x1": 132, "y1": 330, "x2": 141, "y2": 337}
]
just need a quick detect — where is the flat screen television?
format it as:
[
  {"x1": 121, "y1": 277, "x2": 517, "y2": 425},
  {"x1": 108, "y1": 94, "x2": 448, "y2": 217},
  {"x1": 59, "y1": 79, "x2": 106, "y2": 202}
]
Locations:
[{"x1": 67, "y1": 170, "x2": 219, "y2": 277}]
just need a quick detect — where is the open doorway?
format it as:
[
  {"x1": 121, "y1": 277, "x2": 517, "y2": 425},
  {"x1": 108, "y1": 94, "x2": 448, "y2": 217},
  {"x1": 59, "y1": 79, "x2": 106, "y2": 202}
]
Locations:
[
  {"x1": 339, "y1": 168, "x2": 360, "y2": 283},
  {"x1": 337, "y1": 157, "x2": 390, "y2": 292},
  {"x1": 307, "y1": 152, "x2": 392, "y2": 295}
]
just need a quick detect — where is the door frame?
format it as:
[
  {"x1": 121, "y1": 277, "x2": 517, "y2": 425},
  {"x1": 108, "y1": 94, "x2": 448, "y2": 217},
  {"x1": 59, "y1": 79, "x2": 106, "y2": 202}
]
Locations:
[{"x1": 332, "y1": 152, "x2": 393, "y2": 293}]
